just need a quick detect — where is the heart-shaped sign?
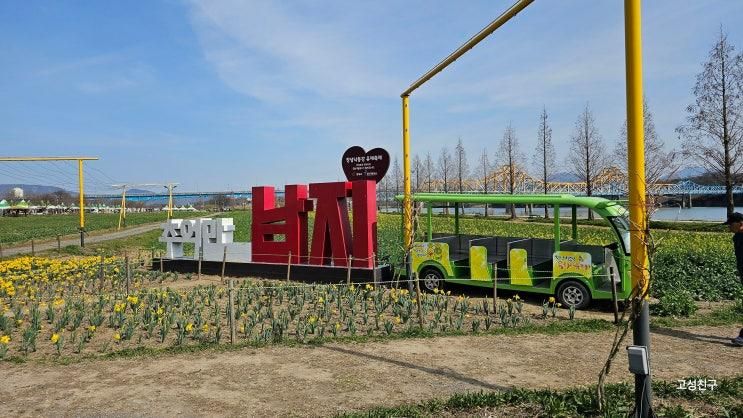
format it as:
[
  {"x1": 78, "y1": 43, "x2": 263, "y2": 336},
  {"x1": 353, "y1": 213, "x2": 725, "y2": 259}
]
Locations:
[{"x1": 341, "y1": 146, "x2": 390, "y2": 183}]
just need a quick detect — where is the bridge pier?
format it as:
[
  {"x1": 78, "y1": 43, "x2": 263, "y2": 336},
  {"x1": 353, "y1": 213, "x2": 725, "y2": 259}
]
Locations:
[{"x1": 688, "y1": 194, "x2": 693, "y2": 208}]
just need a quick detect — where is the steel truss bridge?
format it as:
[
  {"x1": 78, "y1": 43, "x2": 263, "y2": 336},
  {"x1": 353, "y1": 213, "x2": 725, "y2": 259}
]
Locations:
[
  {"x1": 86, "y1": 167, "x2": 741, "y2": 203},
  {"x1": 86, "y1": 191, "x2": 257, "y2": 202},
  {"x1": 379, "y1": 166, "x2": 743, "y2": 201}
]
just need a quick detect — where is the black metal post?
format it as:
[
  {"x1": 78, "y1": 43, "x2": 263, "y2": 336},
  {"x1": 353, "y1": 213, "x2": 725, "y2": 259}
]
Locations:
[{"x1": 633, "y1": 300, "x2": 653, "y2": 417}]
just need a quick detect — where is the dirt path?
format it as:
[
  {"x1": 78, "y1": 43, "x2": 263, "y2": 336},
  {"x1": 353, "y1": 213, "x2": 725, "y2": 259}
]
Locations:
[
  {"x1": 0, "y1": 223, "x2": 164, "y2": 258},
  {"x1": 1, "y1": 325, "x2": 740, "y2": 417}
]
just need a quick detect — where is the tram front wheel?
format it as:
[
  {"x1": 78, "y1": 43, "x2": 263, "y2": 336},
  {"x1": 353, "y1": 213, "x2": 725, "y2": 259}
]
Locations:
[{"x1": 556, "y1": 280, "x2": 591, "y2": 309}]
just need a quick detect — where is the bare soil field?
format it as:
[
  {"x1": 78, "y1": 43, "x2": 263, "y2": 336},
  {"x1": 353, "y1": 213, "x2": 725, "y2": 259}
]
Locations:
[{"x1": 1, "y1": 324, "x2": 740, "y2": 417}]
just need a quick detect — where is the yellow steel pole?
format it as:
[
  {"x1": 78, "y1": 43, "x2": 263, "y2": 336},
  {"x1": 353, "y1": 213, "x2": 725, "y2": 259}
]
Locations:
[
  {"x1": 118, "y1": 189, "x2": 127, "y2": 230},
  {"x1": 0, "y1": 156, "x2": 97, "y2": 247},
  {"x1": 402, "y1": 95, "x2": 412, "y2": 249},
  {"x1": 399, "y1": 0, "x2": 533, "y2": 251},
  {"x1": 625, "y1": 1, "x2": 652, "y2": 416},
  {"x1": 168, "y1": 185, "x2": 174, "y2": 219},
  {"x1": 78, "y1": 159, "x2": 85, "y2": 247},
  {"x1": 625, "y1": 0, "x2": 647, "y2": 296}
]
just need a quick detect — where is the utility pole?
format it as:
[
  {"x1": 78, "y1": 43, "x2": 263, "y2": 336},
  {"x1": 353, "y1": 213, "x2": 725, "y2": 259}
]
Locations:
[
  {"x1": 112, "y1": 183, "x2": 160, "y2": 230},
  {"x1": 625, "y1": 0, "x2": 652, "y2": 416},
  {"x1": 164, "y1": 183, "x2": 179, "y2": 219}
]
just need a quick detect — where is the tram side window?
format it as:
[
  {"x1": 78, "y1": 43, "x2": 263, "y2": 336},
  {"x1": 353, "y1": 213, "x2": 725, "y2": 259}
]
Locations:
[{"x1": 608, "y1": 215, "x2": 631, "y2": 255}]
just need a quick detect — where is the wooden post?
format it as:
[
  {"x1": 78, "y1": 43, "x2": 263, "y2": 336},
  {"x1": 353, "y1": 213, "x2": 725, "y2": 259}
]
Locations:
[
  {"x1": 98, "y1": 254, "x2": 105, "y2": 290},
  {"x1": 125, "y1": 253, "x2": 131, "y2": 296},
  {"x1": 221, "y1": 246, "x2": 227, "y2": 282},
  {"x1": 414, "y1": 271, "x2": 425, "y2": 329},
  {"x1": 228, "y1": 279, "x2": 236, "y2": 344},
  {"x1": 197, "y1": 247, "x2": 202, "y2": 280},
  {"x1": 57, "y1": 235, "x2": 61, "y2": 253},
  {"x1": 0, "y1": 243, "x2": 3, "y2": 258},
  {"x1": 151, "y1": 248, "x2": 155, "y2": 267},
  {"x1": 346, "y1": 256, "x2": 353, "y2": 285},
  {"x1": 609, "y1": 266, "x2": 619, "y2": 324},
  {"x1": 372, "y1": 252, "x2": 376, "y2": 268},
  {"x1": 286, "y1": 251, "x2": 292, "y2": 282},
  {"x1": 159, "y1": 252, "x2": 164, "y2": 273},
  {"x1": 31, "y1": 239, "x2": 35, "y2": 257}
]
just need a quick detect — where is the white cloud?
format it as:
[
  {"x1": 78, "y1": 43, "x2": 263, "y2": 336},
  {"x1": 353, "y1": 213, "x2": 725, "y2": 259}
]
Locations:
[{"x1": 187, "y1": 1, "x2": 401, "y2": 103}]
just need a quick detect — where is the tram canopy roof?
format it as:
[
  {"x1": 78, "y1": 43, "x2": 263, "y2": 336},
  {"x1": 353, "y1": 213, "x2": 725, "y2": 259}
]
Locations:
[{"x1": 395, "y1": 193, "x2": 628, "y2": 217}]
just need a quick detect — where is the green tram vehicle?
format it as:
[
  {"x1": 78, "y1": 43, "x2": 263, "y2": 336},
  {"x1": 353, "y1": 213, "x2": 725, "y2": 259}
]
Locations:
[{"x1": 400, "y1": 193, "x2": 632, "y2": 309}]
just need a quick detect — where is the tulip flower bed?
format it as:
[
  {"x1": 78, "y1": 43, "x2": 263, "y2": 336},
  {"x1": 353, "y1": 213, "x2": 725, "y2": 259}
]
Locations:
[{"x1": 0, "y1": 256, "x2": 582, "y2": 360}]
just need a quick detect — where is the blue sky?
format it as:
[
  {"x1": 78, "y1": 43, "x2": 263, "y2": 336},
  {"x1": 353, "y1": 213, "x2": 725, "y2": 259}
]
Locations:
[{"x1": 1, "y1": 1, "x2": 742, "y2": 193}]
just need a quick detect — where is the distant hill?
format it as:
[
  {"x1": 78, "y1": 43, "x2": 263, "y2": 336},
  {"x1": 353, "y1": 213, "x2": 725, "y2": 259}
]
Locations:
[
  {"x1": 673, "y1": 166, "x2": 706, "y2": 180},
  {"x1": 0, "y1": 184, "x2": 68, "y2": 197},
  {"x1": 127, "y1": 188, "x2": 159, "y2": 195}
]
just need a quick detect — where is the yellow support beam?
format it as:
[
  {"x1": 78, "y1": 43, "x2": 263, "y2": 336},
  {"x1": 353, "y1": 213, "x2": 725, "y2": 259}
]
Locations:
[
  {"x1": 400, "y1": 0, "x2": 534, "y2": 250},
  {"x1": 0, "y1": 156, "x2": 98, "y2": 247},
  {"x1": 0, "y1": 157, "x2": 97, "y2": 161}
]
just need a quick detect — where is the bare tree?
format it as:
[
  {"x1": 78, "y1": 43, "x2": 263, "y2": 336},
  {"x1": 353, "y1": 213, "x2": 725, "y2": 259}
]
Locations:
[
  {"x1": 616, "y1": 98, "x2": 681, "y2": 187},
  {"x1": 479, "y1": 148, "x2": 491, "y2": 216},
  {"x1": 454, "y1": 137, "x2": 469, "y2": 193},
  {"x1": 438, "y1": 146, "x2": 454, "y2": 214},
  {"x1": 424, "y1": 152, "x2": 434, "y2": 193},
  {"x1": 677, "y1": 30, "x2": 743, "y2": 217},
  {"x1": 412, "y1": 154, "x2": 423, "y2": 193},
  {"x1": 533, "y1": 106, "x2": 555, "y2": 218},
  {"x1": 568, "y1": 104, "x2": 607, "y2": 219},
  {"x1": 379, "y1": 172, "x2": 391, "y2": 211},
  {"x1": 497, "y1": 123, "x2": 523, "y2": 219},
  {"x1": 392, "y1": 156, "x2": 402, "y2": 211},
  {"x1": 437, "y1": 146, "x2": 454, "y2": 193}
]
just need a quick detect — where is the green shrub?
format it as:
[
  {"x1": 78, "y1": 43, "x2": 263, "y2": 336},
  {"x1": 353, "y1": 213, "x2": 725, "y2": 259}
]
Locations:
[{"x1": 650, "y1": 289, "x2": 698, "y2": 317}]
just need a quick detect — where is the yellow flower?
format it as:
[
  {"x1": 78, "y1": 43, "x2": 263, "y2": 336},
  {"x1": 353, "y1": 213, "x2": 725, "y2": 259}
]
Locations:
[
  {"x1": 88, "y1": 325, "x2": 96, "y2": 332},
  {"x1": 0, "y1": 335, "x2": 10, "y2": 345},
  {"x1": 557, "y1": 303, "x2": 562, "y2": 308},
  {"x1": 334, "y1": 322, "x2": 341, "y2": 330},
  {"x1": 185, "y1": 323, "x2": 194, "y2": 333},
  {"x1": 317, "y1": 297, "x2": 325, "y2": 304},
  {"x1": 201, "y1": 324, "x2": 209, "y2": 333},
  {"x1": 394, "y1": 316, "x2": 401, "y2": 324},
  {"x1": 113, "y1": 333, "x2": 121, "y2": 341},
  {"x1": 514, "y1": 294, "x2": 521, "y2": 301},
  {"x1": 308, "y1": 316, "x2": 318, "y2": 325},
  {"x1": 50, "y1": 333, "x2": 60, "y2": 344},
  {"x1": 548, "y1": 296, "x2": 556, "y2": 304}
]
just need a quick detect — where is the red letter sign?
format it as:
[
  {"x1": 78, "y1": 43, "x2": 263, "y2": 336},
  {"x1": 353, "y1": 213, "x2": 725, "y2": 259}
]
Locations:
[
  {"x1": 309, "y1": 182, "x2": 353, "y2": 266},
  {"x1": 351, "y1": 180, "x2": 377, "y2": 268},
  {"x1": 251, "y1": 185, "x2": 312, "y2": 264}
]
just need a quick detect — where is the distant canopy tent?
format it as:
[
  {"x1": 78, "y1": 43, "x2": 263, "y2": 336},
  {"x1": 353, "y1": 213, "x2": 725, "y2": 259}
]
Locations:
[{"x1": 5, "y1": 199, "x2": 30, "y2": 217}]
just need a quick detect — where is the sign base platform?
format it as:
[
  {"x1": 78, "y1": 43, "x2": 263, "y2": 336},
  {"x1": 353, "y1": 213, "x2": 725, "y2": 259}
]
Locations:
[{"x1": 153, "y1": 258, "x2": 393, "y2": 284}]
